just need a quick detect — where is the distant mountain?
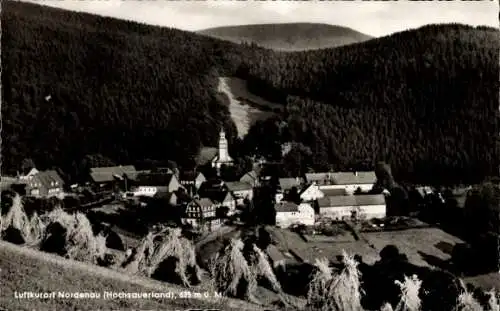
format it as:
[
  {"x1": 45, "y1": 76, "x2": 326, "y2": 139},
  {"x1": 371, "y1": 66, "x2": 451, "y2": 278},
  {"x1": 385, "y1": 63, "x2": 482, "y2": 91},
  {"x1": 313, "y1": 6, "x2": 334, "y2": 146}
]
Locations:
[{"x1": 197, "y1": 23, "x2": 373, "y2": 51}]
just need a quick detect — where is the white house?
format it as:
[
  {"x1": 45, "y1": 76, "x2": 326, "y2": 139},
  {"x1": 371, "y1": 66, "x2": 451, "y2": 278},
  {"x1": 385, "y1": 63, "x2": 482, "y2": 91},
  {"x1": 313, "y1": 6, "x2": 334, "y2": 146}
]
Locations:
[
  {"x1": 225, "y1": 181, "x2": 253, "y2": 205},
  {"x1": 133, "y1": 173, "x2": 182, "y2": 197},
  {"x1": 299, "y1": 183, "x2": 325, "y2": 202},
  {"x1": 317, "y1": 194, "x2": 386, "y2": 221},
  {"x1": 305, "y1": 171, "x2": 377, "y2": 194},
  {"x1": 275, "y1": 202, "x2": 315, "y2": 228}
]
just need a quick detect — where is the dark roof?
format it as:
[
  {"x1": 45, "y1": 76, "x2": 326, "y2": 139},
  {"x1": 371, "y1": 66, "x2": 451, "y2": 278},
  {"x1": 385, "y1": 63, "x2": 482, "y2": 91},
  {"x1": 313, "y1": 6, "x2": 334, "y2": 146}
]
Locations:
[
  {"x1": 154, "y1": 191, "x2": 177, "y2": 201},
  {"x1": 136, "y1": 173, "x2": 175, "y2": 186},
  {"x1": 275, "y1": 201, "x2": 299, "y2": 213},
  {"x1": 318, "y1": 194, "x2": 386, "y2": 208},
  {"x1": 34, "y1": 170, "x2": 65, "y2": 189},
  {"x1": 179, "y1": 171, "x2": 205, "y2": 182},
  {"x1": 196, "y1": 147, "x2": 218, "y2": 166},
  {"x1": 279, "y1": 178, "x2": 301, "y2": 191},
  {"x1": 201, "y1": 190, "x2": 233, "y2": 204},
  {"x1": 90, "y1": 165, "x2": 137, "y2": 183},
  {"x1": 193, "y1": 198, "x2": 216, "y2": 207},
  {"x1": 306, "y1": 171, "x2": 376, "y2": 186},
  {"x1": 225, "y1": 181, "x2": 253, "y2": 192},
  {"x1": 320, "y1": 188, "x2": 348, "y2": 197}
]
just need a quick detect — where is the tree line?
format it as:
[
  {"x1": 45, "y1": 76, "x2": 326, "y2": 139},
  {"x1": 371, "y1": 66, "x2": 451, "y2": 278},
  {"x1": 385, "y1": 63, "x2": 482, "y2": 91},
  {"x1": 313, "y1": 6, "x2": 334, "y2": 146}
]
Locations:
[{"x1": 3, "y1": 2, "x2": 498, "y2": 185}]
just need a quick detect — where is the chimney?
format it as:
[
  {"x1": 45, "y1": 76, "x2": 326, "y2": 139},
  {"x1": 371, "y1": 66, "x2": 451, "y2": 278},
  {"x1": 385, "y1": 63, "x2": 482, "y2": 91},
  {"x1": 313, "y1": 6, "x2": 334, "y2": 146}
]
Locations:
[{"x1": 354, "y1": 171, "x2": 358, "y2": 176}]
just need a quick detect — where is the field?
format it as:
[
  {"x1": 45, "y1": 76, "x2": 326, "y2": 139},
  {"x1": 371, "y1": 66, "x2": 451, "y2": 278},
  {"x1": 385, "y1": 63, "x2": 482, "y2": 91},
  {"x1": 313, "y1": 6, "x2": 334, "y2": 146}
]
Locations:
[
  {"x1": 218, "y1": 77, "x2": 283, "y2": 138},
  {"x1": 0, "y1": 241, "x2": 261, "y2": 311}
]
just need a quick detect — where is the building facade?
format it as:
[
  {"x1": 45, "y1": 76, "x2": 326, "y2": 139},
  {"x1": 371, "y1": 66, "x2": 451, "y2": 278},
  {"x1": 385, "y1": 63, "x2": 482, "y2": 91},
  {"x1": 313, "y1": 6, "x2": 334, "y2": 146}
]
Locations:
[
  {"x1": 317, "y1": 194, "x2": 386, "y2": 221},
  {"x1": 275, "y1": 202, "x2": 315, "y2": 228}
]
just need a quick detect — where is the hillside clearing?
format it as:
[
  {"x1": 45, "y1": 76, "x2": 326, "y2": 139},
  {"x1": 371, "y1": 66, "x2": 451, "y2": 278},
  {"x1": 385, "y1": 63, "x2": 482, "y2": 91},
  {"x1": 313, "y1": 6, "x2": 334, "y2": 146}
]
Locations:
[
  {"x1": 218, "y1": 77, "x2": 282, "y2": 138},
  {"x1": 0, "y1": 241, "x2": 261, "y2": 311}
]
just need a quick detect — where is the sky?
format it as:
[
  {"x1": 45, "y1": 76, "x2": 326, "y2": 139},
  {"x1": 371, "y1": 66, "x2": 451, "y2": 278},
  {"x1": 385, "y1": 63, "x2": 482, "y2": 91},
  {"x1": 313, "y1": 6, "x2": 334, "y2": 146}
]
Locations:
[{"x1": 23, "y1": 0, "x2": 498, "y2": 37}]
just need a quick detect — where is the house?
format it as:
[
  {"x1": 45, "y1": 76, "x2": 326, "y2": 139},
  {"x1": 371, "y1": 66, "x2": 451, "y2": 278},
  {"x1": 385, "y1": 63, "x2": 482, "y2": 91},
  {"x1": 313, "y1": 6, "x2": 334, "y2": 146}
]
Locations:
[
  {"x1": 133, "y1": 173, "x2": 182, "y2": 197},
  {"x1": 225, "y1": 181, "x2": 253, "y2": 205},
  {"x1": 299, "y1": 183, "x2": 325, "y2": 202},
  {"x1": 201, "y1": 190, "x2": 237, "y2": 216},
  {"x1": 89, "y1": 165, "x2": 137, "y2": 192},
  {"x1": 24, "y1": 170, "x2": 65, "y2": 198},
  {"x1": 305, "y1": 171, "x2": 377, "y2": 194},
  {"x1": 275, "y1": 201, "x2": 315, "y2": 228},
  {"x1": 317, "y1": 194, "x2": 386, "y2": 221},
  {"x1": 182, "y1": 198, "x2": 222, "y2": 231},
  {"x1": 18, "y1": 168, "x2": 39, "y2": 181},
  {"x1": 179, "y1": 171, "x2": 206, "y2": 195},
  {"x1": 276, "y1": 178, "x2": 302, "y2": 203},
  {"x1": 240, "y1": 170, "x2": 260, "y2": 187}
]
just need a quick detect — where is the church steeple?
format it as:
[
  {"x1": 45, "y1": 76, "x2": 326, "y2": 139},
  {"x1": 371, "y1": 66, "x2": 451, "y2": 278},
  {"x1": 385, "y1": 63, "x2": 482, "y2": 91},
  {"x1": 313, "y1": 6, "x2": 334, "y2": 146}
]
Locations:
[{"x1": 218, "y1": 128, "x2": 230, "y2": 162}]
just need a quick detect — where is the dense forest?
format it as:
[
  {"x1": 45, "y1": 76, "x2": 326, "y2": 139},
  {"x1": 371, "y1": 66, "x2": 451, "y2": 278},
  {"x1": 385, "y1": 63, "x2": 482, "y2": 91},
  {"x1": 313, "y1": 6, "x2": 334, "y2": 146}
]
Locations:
[
  {"x1": 2, "y1": 2, "x2": 499, "y2": 185},
  {"x1": 2, "y1": 1, "x2": 248, "y2": 178},
  {"x1": 241, "y1": 24, "x2": 500, "y2": 185}
]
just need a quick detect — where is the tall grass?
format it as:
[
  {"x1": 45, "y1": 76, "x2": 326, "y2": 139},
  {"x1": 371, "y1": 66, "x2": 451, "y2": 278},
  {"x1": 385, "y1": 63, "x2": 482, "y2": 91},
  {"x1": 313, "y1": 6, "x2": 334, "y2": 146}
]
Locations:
[
  {"x1": 394, "y1": 275, "x2": 422, "y2": 311},
  {"x1": 122, "y1": 226, "x2": 201, "y2": 287},
  {"x1": 209, "y1": 238, "x2": 258, "y2": 301},
  {"x1": 41, "y1": 207, "x2": 107, "y2": 263},
  {"x1": 307, "y1": 251, "x2": 363, "y2": 311},
  {"x1": 0, "y1": 194, "x2": 46, "y2": 246}
]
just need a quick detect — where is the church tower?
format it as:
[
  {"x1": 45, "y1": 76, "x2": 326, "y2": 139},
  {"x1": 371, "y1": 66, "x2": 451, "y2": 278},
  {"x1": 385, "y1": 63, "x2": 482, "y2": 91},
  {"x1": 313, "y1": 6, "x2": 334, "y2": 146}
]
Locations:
[
  {"x1": 212, "y1": 128, "x2": 234, "y2": 174},
  {"x1": 218, "y1": 129, "x2": 231, "y2": 163}
]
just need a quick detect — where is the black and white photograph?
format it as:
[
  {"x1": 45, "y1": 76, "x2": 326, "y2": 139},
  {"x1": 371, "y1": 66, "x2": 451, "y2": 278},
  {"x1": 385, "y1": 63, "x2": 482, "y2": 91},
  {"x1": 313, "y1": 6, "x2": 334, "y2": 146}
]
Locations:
[{"x1": 1, "y1": 0, "x2": 499, "y2": 310}]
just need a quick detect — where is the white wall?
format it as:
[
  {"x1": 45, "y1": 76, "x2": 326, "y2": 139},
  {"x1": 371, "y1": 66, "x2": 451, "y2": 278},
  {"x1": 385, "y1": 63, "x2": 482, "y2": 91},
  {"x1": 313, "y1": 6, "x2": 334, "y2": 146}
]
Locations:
[
  {"x1": 134, "y1": 186, "x2": 158, "y2": 197},
  {"x1": 276, "y1": 203, "x2": 315, "y2": 228},
  {"x1": 319, "y1": 206, "x2": 354, "y2": 220},
  {"x1": 360, "y1": 204, "x2": 386, "y2": 219},
  {"x1": 300, "y1": 184, "x2": 324, "y2": 201}
]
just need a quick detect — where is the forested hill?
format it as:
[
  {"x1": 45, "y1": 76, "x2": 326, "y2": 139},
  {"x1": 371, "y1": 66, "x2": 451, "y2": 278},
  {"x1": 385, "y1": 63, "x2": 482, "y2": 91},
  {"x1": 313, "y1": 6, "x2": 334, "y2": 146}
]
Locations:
[
  {"x1": 2, "y1": 1, "x2": 250, "y2": 177},
  {"x1": 3, "y1": 1, "x2": 499, "y2": 185},
  {"x1": 241, "y1": 24, "x2": 500, "y2": 184},
  {"x1": 197, "y1": 23, "x2": 373, "y2": 51}
]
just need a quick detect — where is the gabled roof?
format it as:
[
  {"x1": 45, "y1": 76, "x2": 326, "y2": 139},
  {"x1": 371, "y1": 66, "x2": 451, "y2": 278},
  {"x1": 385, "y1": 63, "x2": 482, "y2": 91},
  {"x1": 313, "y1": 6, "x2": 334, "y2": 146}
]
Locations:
[
  {"x1": 306, "y1": 171, "x2": 376, "y2": 186},
  {"x1": 193, "y1": 198, "x2": 215, "y2": 207},
  {"x1": 318, "y1": 194, "x2": 386, "y2": 208},
  {"x1": 225, "y1": 181, "x2": 253, "y2": 192},
  {"x1": 201, "y1": 190, "x2": 233, "y2": 204},
  {"x1": 136, "y1": 172, "x2": 176, "y2": 187},
  {"x1": 196, "y1": 147, "x2": 218, "y2": 166},
  {"x1": 321, "y1": 188, "x2": 348, "y2": 197},
  {"x1": 279, "y1": 178, "x2": 301, "y2": 191},
  {"x1": 90, "y1": 165, "x2": 137, "y2": 183},
  {"x1": 299, "y1": 183, "x2": 320, "y2": 195},
  {"x1": 179, "y1": 171, "x2": 205, "y2": 182},
  {"x1": 275, "y1": 201, "x2": 299, "y2": 213},
  {"x1": 34, "y1": 170, "x2": 65, "y2": 189}
]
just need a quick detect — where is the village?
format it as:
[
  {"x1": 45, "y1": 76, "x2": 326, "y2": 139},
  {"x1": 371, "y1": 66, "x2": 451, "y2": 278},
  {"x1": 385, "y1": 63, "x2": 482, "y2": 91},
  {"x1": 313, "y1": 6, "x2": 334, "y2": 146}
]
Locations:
[{"x1": 2, "y1": 128, "x2": 496, "y2": 274}]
